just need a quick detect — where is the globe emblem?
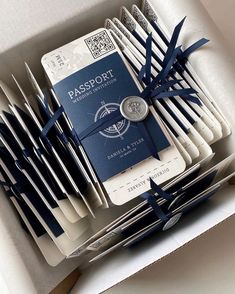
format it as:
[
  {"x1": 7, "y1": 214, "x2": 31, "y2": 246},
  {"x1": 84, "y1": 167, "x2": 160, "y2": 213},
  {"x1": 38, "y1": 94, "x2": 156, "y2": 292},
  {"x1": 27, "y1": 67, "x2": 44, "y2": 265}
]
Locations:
[{"x1": 94, "y1": 103, "x2": 130, "y2": 138}]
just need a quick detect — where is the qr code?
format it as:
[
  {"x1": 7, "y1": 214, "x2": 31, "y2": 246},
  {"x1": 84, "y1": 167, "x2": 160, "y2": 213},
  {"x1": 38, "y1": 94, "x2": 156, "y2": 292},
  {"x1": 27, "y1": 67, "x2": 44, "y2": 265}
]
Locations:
[{"x1": 85, "y1": 30, "x2": 115, "y2": 59}]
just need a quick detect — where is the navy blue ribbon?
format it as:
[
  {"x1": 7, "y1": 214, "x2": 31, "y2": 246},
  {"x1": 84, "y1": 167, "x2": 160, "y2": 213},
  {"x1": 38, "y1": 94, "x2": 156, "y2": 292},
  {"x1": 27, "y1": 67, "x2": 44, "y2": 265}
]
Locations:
[
  {"x1": 136, "y1": 122, "x2": 159, "y2": 159},
  {"x1": 150, "y1": 178, "x2": 174, "y2": 201},
  {"x1": 0, "y1": 179, "x2": 26, "y2": 197},
  {"x1": 0, "y1": 180, "x2": 10, "y2": 188},
  {"x1": 172, "y1": 38, "x2": 209, "y2": 78},
  {"x1": 140, "y1": 178, "x2": 174, "y2": 222},
  {"x1": 150, "y1": 17, "x2": 209, "y2": 74},
  {"x1": 138, "y1": 18, "x2": 209, "y2": 106},
  {"x1": 70, "y1": 127, "x2": 81, "y2": 146},
  {"x1": 145, "y1": 32, "x2": 152, "y2": 85},
  {"x1": 163, "y1": 17, "x2": 186, "y2": 68},
  {"x1": 40, "y1": 135, "x2": 53, "y2": 151},
  {"x1": 41, "y1": 106, "x2": 64, "y2": 138},
  {"x1": 61, "y1": 19, "x2": 207, "y2": 160},
  {"x1": 141, "y1": 192, "x2": 169, "y2": 222},
  {"x1": 138, "y1": 30, "x2": 201, "y2": 106},
  {"x1": 79, "y1": 108, "x2": 123, "y2": 141},
  {"x1": 40, "y1": 92, "x2": 82, "y2": 146},
  {"x1": 22, "y1": 148, "x2": 32, "y2": 159},
  {"x1": 38, "y1": 95, "x2": 71, "y2": 146},
  {"x1": 178, "y1": 38, "x2": 210, "y2": 65},
  {"x1": 77, "y1": 32, "x2": 188, "y2": 160},
  {"x1": 132, "y1": 30, "x2": 163, "y2": 67},
  {"x1": 40, "y1": 105, "x2": 70, "y2": 146},
  {"x1": 140, "y1": 56, "x2": 201, "y2": 106}
]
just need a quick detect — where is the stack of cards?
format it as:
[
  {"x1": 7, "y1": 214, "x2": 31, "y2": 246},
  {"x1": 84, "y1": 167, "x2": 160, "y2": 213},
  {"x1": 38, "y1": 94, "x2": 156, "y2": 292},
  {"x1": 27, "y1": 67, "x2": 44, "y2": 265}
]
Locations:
[
  {"x1": 0, "y1": 0, "x2": 233, "y2": 266},
  {"x1": 0, "y1": 74, "x2": 110, "y2": 265},
  {"x1": 104, "y1": 2, "x2": 231, "y2": 166},
  {"x1": 85, "y1": 153, "x2": 235, "y2": 262},
  {"x1": 41, "y1": 28, "x2": 186, "y2": 205}
]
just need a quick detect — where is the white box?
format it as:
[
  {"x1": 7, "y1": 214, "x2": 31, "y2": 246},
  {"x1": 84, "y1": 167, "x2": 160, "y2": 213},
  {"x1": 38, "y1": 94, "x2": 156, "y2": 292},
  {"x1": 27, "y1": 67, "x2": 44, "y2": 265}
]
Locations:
[{"x1": 0, "y1": 0, "x2": 234, "y2": 293}]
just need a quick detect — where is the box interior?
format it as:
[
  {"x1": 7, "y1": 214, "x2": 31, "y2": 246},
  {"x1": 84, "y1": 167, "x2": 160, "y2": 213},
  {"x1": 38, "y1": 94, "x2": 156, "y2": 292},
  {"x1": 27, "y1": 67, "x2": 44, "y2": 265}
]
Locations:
[{"x1": 0, "y1": 0, "x2": 234, "y2": 293}]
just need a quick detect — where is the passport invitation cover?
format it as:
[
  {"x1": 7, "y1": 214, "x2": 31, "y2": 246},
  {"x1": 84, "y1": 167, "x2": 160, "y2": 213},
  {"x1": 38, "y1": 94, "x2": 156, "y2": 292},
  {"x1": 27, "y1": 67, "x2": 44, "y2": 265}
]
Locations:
[
  {"x1": 52, "y1": 51, "x2": 170, "y2": 181},
  {"x1": 42, "y1": 28, "x2": 186, "y2": 205}
]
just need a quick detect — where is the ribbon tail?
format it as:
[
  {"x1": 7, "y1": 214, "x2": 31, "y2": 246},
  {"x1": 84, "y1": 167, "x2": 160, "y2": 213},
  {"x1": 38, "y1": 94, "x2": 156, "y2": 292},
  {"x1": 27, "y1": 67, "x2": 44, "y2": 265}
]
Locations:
[
  {"x1": 141, "y1": 192, "x2": 169, "y2": 221},
  {"x1": 179, "y1": 38, "x2": 210, "y2": 63},
  {"x1": 141, "y1": 48, "x2": 181, "y2": 100},
  {"x1": 41, "y1": 106, "x2": 63, "y2": 138},
  {"x1": 138, "y1": 33, "x2": 153, "y2": 85},
  {"x1": 181, "y1": 94, "x2": 202, "y2": 105},
  {"x1": 154, "y1": 88, "x2": 197, "y2": 99},
  {"x1": 163, "y1": 17, "x2": 186, "y2": 67},
  {"x1": 161, "y1": 46, "x2": 182, "y2": 81},
  {"x1": 150, "y1": 79, "x2": 183, "y2": 98},
  {"x1": 150, "y1": 178, "x2": 174, "y2": 201},
  {"x1": 145, "y1": 33, "x2": 153, "y2": 85},
  {"x1": 137, "y1": 122, "x2": 160, "y2": 160}
]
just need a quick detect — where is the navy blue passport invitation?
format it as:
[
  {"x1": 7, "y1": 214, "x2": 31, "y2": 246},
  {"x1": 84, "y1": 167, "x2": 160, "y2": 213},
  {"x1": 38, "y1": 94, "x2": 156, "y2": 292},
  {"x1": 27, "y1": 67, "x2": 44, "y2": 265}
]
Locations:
[
  {"x1": 42, "y1": 28, "x2": 186, "y2": 205},
  {"x1": 53, "y1": 52, "x2": 169, "y2": 181}
]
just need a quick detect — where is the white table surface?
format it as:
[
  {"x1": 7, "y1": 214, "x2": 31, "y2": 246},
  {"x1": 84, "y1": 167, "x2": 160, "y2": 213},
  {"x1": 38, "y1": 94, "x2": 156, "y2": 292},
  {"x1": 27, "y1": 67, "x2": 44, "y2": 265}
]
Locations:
[{"x1": 107, "y1": 1, "x2": 235, "y2": 293}]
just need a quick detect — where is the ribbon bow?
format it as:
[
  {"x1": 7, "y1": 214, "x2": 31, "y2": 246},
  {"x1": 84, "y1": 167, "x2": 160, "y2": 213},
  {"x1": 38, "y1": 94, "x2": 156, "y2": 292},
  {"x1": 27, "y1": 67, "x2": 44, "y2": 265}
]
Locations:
[
  {"x1": 141, "y1": 178, "x2": 174, "y2": 223},
  {"x1": 41, "y1": 18, "x2": 209, "y2": 161},
  {"x1": 78, "y1": 32, "x2": 188, "y2": 160},
  {"x1": 138, "y1": 19, "x2": 205, "y2": 105},
  {"x1": 38, "y1": 91, "x2": 82, "y2": 148},
  {"x1": 150, "y1": 17, "x2": 209, "y2": 69}
]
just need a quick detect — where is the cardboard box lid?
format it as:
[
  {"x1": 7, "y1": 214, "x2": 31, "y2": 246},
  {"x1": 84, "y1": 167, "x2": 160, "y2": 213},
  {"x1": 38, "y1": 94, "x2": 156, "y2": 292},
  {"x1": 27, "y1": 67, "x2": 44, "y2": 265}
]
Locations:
[
  {"x1": 0, "y1": 0, "x2": 234, "y2": 293},
  {"x1": 0, "y1": 0, "x2": 140, "y2": 91},
  {"x1": 0, "y1": 0, "x2": 140, "y2": 53},
  {"x1": 72, "y1": 0, "x2": 235, "y2": 292}
]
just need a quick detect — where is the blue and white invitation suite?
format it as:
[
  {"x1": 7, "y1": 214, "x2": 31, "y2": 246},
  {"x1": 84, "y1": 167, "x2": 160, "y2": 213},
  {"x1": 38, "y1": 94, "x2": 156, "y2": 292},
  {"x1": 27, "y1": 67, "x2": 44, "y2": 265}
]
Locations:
[
  {"x1": 0, "y1": 0, "x2": 234, "y2": 265},
  {"x1": 42, "y1": 28, "x2": 186, "y2": 205}
]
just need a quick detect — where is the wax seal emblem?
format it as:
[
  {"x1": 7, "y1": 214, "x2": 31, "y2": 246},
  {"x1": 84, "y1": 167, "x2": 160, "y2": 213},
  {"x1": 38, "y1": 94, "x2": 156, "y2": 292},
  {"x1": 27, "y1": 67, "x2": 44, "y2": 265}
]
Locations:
[
  {"x1": 162, "y1": 213, "x2": 182, "y2": 231},
  {"x1": 120, "y1": 96, "x2": 149, "y2": 122}
]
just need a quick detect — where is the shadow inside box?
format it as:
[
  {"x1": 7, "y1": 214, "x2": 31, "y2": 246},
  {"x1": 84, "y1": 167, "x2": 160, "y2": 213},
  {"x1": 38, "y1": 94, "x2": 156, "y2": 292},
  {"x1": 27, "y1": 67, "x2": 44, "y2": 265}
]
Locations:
[
  {"x1": 0, "y1": 0, "x2": 141, "y2": 95},
  {"x1": 0, "y1": 186, "x2": 81, "y2": 285},
  {"x1": 92, "y1": 186, "x2": 235, "y2": 265},
  {"x1": 211, "y1": 136, "x2": 235, "y2": 164},
  {"x1": 76, "y1": 187, "x2": 235, "y2": 293},
  {"x1": 100, "y1": 216, "x2": 235, "y2": 294},
  {"x1": 126, "y1": 202, "x2": 220, "y2": 249}
]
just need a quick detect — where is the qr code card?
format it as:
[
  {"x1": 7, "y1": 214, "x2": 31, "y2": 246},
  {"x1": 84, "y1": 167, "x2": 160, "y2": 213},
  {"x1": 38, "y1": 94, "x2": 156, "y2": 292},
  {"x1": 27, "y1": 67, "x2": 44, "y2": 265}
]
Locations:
[
  {"x1": 41, "y1": 28, "x2": 117, "y2": 85},
  {"x1": 84, "y1": 30, "x2": 115, "y2": 59}
]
